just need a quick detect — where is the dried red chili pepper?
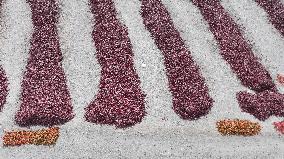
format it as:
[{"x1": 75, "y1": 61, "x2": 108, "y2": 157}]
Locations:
[{"x1": 273, "y1": 121, "x2": 284, "y2": 134}]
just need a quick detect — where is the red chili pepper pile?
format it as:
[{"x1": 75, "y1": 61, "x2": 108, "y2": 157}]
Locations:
[
  {"x1": 274, "y1": 121, "x2": 284, "y2": 134},
  {"x1": 0, "y1": 66, "x2": 8, "y2": 112}
]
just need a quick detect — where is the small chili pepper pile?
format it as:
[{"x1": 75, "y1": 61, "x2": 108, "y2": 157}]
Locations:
[
  {"x1": 216, "y1": 119, "x2": 261, "y2": 136},
  {"x1": 3, "y1": 127, "x2": 59, "y2": 146},
  {"x1": 277, "y1": 74, "x2": 284, "y2": 85},
  {"x1": 273, "y1": 121, "x2": 284, "y2": 134}
]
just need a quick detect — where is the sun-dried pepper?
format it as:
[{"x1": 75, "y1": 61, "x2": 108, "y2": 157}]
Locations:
[
  {"x1": 277, "y1": 74, "x2": 284, "y2": 86},
  {"x1": 273, "y1": 121, "x2": 284, "y2": 134}
]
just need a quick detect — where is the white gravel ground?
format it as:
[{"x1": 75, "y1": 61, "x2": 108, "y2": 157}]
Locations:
[{"x1": 0, "y1": 0, "x2": 284, "y2": 158}]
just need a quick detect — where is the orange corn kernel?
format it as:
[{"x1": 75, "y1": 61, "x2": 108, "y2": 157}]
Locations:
[
  {"x1": 216, "y1": 119, "x2": 261, "y2": 136},
  {"x1": 3, "y1": 127, "x2": 59, "y2": 146}
]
